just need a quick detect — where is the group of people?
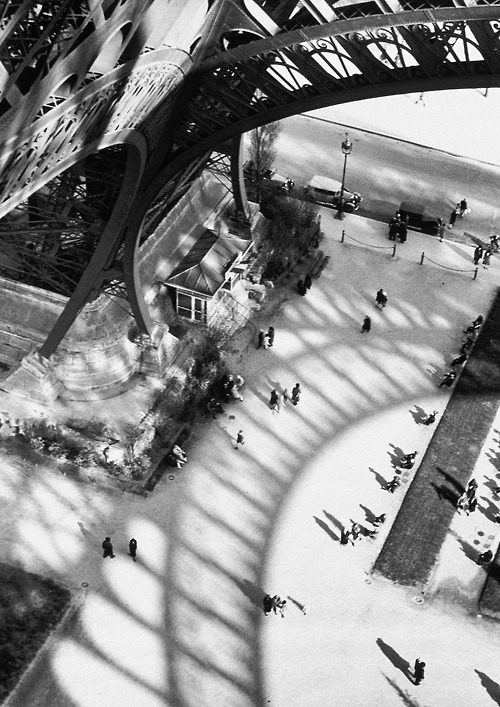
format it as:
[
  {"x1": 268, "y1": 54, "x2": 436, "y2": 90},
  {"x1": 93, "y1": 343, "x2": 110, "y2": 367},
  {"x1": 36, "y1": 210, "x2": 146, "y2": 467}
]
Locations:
[
  {"x1": 269, "y1": 383, "x2": 301, "y2": 413},
  {"x1": 439, "y1": 314, "x2": 483, "y2": 388},
  {"x1": 102, "y1": 536, "x2": 138, "y2": 562},
  {"x1": 384, "y1": 451, "x2": 419, "y2": 493},
  {"x1": 473, "y1": 242, "x2": 494, "y2": 269},
  {"x1": 257, "y1": 325, "x2": 275, "y2": 350},
  {"x1": 262, "y1": 593, "x2": 288, "y2": 618},
  {"x1": 388, "y1": 212, "x2": 409, "y2": 243},
  {"x1": 448, "y1": 198, "x2": 469, "y2": 228},
  {"x1": 456, "y1": 478, "x2": 478, "y2": 517},
  {"x1": 221, "y1": 373, "x2": 245, "y2": 402},
  {"x1": 169, "y1": 443, "x2": 188, "y2": 469}
]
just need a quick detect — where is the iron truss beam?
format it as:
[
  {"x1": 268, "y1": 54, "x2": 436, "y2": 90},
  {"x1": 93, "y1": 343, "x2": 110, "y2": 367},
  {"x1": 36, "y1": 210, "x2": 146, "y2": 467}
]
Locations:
[{"x1": 157, "y1": 6, "x2": 500, "y2": 183}]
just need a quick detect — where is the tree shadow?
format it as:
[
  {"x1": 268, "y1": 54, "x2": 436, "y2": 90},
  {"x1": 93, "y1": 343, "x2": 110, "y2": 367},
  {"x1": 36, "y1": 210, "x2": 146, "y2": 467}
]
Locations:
[
  {"x1": 323, "y1": 510, "x2": 343, "y2": 531},
  {"x1": 313, "y1": 516, "x2": 339, "y2": 542},
  {"x1": 475, "y1": 670, "x2": 500, "y2": 706},
  {"x1": 383, "y1": 675, "x2": 421, "y2": 706},
  {"x1": 430, "y1": 481, "x2": 459, "y2": 507},
  {"x1": 369, "y1": 467, "x2": 389, "y2": 488},
  {"x1": 410, "y1": 405, "x2": 428, "y2": 425},
  {"x1": 376, "y1": 638, "x2": 411, "y2": 679}
]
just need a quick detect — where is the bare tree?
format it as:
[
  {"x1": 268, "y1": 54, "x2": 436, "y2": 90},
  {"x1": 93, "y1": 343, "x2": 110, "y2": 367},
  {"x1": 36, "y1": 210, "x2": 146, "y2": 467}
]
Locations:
[{"x1": 247, "y1": 122, "x2": 282, "y2": 201}]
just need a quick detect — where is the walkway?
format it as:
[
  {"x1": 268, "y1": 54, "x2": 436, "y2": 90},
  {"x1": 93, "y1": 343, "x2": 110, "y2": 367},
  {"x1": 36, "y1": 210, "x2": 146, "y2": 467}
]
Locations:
[{"x1": 3, "y1": 213, "x2": 500, "y2": 706}]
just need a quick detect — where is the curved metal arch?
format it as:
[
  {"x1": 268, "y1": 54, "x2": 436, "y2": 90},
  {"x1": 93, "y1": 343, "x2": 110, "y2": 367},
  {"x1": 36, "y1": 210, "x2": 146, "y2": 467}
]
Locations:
[{"x1": 38, "y1": 134, "x2": 147, "y2": 357}]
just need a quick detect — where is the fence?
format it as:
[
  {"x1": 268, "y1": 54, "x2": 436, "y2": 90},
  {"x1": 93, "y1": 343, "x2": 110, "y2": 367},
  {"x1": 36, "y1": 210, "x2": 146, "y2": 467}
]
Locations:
[{"x1": 340, "y1": 230, "x2": 479, "y2": 280}]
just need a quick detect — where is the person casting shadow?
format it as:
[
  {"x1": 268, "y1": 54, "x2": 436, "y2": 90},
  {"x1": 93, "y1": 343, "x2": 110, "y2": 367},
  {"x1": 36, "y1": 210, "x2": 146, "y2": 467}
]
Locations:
[{"x1": 376, "y1": 638, "x2": 411, "y2": 679}]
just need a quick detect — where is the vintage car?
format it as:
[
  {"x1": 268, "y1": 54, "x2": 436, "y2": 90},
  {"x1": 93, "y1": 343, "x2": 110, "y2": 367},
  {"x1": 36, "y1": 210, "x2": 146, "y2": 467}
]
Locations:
[{"x1": 304, "y1": 175, "x2": 362, "y2": 212}]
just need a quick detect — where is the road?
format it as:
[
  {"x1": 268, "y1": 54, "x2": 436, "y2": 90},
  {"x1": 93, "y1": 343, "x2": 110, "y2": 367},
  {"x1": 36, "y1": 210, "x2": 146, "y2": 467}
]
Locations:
[{"x1": 273, "y1": 113, "x2": 500, "y2": 240}]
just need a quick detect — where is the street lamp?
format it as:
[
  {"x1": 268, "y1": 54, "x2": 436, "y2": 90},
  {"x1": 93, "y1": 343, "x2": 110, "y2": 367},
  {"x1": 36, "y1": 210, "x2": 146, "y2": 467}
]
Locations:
[{"x1": 336, "y1": 133, "x2": 353, "y2": 220}]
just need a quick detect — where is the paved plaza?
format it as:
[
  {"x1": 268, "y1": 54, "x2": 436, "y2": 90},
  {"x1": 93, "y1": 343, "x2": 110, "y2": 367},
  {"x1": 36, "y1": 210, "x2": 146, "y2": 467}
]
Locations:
[{"x1": 4, "y1": 213, "x2": 500, "y2": 706}]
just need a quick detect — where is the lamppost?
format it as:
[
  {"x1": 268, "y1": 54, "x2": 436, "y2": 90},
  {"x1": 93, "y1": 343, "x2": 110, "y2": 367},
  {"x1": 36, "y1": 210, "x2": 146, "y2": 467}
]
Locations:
[{"x1": 336, "y1": 133, "x2": 353, "y2": 220}]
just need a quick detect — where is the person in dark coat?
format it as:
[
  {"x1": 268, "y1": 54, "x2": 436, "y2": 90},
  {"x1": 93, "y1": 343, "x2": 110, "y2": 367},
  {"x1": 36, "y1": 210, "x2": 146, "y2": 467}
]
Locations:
[
  {"x1": 375, "y1": 289, "x2": 388, "y2": 309},
  {"x1": 385, "y1": 476, "x2": 400, "y2": 493},
  {"x1": 459, "y1": 198, "x2": 468, "y2": 216},
  {"x1": 257, "y1": 330, "x2": 264, "y2": 349},
  {"x1": 423, "y1": 410, "x2": 438, "y2": 426},
  {"x1": 340, "y1": 528, "x2": 350, "y2": 545},
  {"x1": 269, "y1": 389, "x2": 280, "y2": 413},
  {"x1": 102, "y1": 536, "x2": 115, "y2": 558},
  {"x1": 439, "y1": 370, "x2": 456, "y2": 388},
  {"x1": 398, "y1": 220, "x2": 408, "y2": 243},
  {"x1": 235, "y1": 430, "x2": 245, "y2": 449},
  {"x1": 388, "y1": 214, "x2": 400, "y2": 241},
  {"x1": 129, "y1": 538, "x2": 137, "y2": 562},
  {"x1": 414, "y1": 658, "x2": 426, "y2": 685},
  {"x1": 267, "y1": 326, "x2": 275, "y2": 347},
  {"x1": 473, "y1": 245, "x2": 483, "y2": 265},
  {"x1": 291, "y1": 383, "x2": 301, "y2": 406},
  {"x1": 361, "y1": 315, "x2": 371, "y2": 333},
  {"x1": 263, "y1": 594, "x2": 274, "y2": 615},
  {"x1": 477, "y1": 549, "x2": 493, "y2": 565},
  {"x1": 297, "y1": 279, "x2": 307, "y2": 296},
  {"x1": 304, "y1": 272, "x2": 312, "y2": 290},
  {"x1": 449, "y1": 204, "x2": 459, "y2": 228},
  {"x1": 451, "y1": 353, "x2": 467, "y2": 367}
]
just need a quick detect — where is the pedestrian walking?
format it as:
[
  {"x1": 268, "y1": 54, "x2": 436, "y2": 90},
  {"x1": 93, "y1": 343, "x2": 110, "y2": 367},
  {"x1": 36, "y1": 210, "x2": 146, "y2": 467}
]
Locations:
[
  {"x1": 467, "y1": 496, "x2": 478, "y2": 514},
  {"x1": 460, "y1": 337, "x2": 475, "y2": 355},
  {"x1": 375, "y1": 289, "x2": 388, "y2": 309},
  {"x1": 350, "y1": 522, "x2": 361, "y2": 542},
  {"x1": 361, "y1": 315, "x2": 371, "y2": 333},
  {"x1": 400, "y1": 451, "x2": 417, "y2": 469},
  {"x1": 456, "y1": 493, "x2": 468, "y2": 514},
  {"x1": 263, "y1": 594, "x2": 274, "y2": 615},
  {"x1": 235, "y1": 430, "x2": 245, "y2": 449},
  {"x1": 483, "y1": 249, "x2": 492, "y2": 268},
  {"x1": 451, "y1": 353, "x2": 467, "y2": 367},
  {"x1": 388, "y1": 214, "x2": 400, "y2": 241},
  {"x1": 267, "y1": 326, "x2": 275, "y2": 347},
  {"x1": 263, "y1": 332, "x2": 271, "y2": 349},
  {"x1": 472, "y1": 314, "x2": 483, "y2": 328},
  {"x1": 477, "y1": 549, "x2": 493, "y2": 565},
  {"x1": 304, "y1": 272, "x2": 312, "y2": 290},
  {"x1": 297, "y1": 279, "x2": 307, "y2": 296},
  {"x1": 372, "y1": 513, "x2": 386, "y2": 526},
  {"x1": 257, "y1": 330, "x2": 264, "y2": 349},
  {"x1": 235, "y1": 374, "x2": 245, "y2": 388},
  {"x1": 439, "y1": 370, "x2": 456, "y2": 388},
  {"x1": 282, "y1": 389, "x2": 289, "y2": 406},
  {"x1": 449, "y1": 204, "x2": 459, "y2": 228},
  {"x1": 423, "y1": 410, "x2": 438, "y2": 425},
  {"x1": 269, "y1": 389, "x2": 280, "y2": 413},
  {"x1": 459, "y1": 198, "x2": 468, "y2": 217},
  {"x1": 102, "y1": 536, "x2": 115, "y2": 559},
  {"x1": 129, "y1": 538, "x2": 137, "y2": 562},
  {"x1": 275, "y1": 598, "x2": 287, "y2": 618},
  {"x1": 171, "y1": 443, "x2": 188, "y2": 468},
  {"x1": 291, "y1": 383, "x2": 301, "y2": 406},
  {"x1": 385, "y1": 476, "x2": 400, "y2": 493},
  {"x1": 414, "y1": 658, "x2": 426, "y2": 685},
  {"x1": 207, "y1": 397, "x2": 224, "y2": 418},
  {"x1": 473, "y1": 245, "x2": 483, "y2": 265},
  {"x1": 466, "y1": 478, "x2": 478, "y2": 499},
  {"x1": 490, "y1": 235, "x2": 500, "y2": 252},
  {"x1": 398, "y1": 219, "x2": 408, "y2": 243},
  {"x1": 340, "y1": 528, "x2": 350, "y2": 545}
]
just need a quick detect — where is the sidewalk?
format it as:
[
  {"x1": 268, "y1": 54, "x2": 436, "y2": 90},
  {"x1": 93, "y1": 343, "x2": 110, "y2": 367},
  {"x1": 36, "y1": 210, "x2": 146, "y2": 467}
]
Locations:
[{"x1": 318, "y1": 207, "x2": 499, "y2": 285}]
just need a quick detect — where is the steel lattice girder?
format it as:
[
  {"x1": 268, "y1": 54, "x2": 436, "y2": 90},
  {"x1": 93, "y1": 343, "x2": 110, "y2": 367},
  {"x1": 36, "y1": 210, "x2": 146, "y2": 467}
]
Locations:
[{"x1": 162, "y1": 6, "x2": 500, "y2": 178}]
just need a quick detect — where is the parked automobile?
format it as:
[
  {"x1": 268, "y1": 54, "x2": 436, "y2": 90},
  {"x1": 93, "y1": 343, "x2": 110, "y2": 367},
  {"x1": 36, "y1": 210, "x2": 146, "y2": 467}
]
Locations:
[
  {"x1": 304, "y1": 175, "x2": 362, "y2": 212},
  {"x1": 243, "y1": 161, "x2": 294, "y2": 192},
  {"x1": 398, "y1": 201, "x2": 440, "y2": 235}
]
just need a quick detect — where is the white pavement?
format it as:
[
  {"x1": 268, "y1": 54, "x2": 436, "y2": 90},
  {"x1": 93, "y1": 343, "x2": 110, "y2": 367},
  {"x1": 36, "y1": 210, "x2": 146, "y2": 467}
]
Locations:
[{"x1": 3, "y1": 213, "x2": 500, "y2": 706}]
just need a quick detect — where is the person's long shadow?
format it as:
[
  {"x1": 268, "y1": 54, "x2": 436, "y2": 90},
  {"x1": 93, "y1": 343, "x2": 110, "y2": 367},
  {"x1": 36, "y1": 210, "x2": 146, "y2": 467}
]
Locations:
[
  {"x1": 313, "y1": 516, "x2": 339, "y2": 542},
  {"x1": 369, "y1": 467, "x2": 389, "y2": 489},
  {"x1": 376, "y1": 638, "x2": 411, "y2": 680},
  {"x1": 388, "y1": 444, "x2": 405, "y2": 469},
  {"x1": 479, "y1": 496, "x2": 500, "y2": 521},
  {"x1": 484, "y1": 477, "x2": 500, "y2": 496},
  {"x1": 359, "y1": 504, "x2": 377, "y2": 525},
  {"x1": 234, "y1": 578, "x2": 267, "y2": 610},
  {"x1": 77, "y1": 521, "x2": 95, "y2": 540},
  {"x1": 410, "y1": 405, "x2": 428, "y2": 425},
  {"x1": 323, "y1": 510, "x2": 343, "y2": 531},
  {"x1": 475, "y1": 670, "x2": 500, "y2": 706},
  {"x1": 436, "y1": 466, "x2": 464, "y2": 494},
  {"x1": 450, "y1": 530, "x2": 480, "y2": 563},
  {"x1": 430, "y1": 481, "x2": 459, "y2": 507}
]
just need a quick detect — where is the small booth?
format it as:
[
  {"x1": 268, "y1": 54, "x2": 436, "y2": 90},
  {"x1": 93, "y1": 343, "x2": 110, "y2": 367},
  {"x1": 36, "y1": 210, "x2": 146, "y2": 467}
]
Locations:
[{"x1": 164, "y1": 230, "x2": 253, "y2": 324}]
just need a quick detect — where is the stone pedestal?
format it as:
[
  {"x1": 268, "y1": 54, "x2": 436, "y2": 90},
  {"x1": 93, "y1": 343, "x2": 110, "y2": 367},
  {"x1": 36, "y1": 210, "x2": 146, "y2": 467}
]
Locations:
[{"x1": 1, "y1": 351, "x2": 63, "y2": 402}]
